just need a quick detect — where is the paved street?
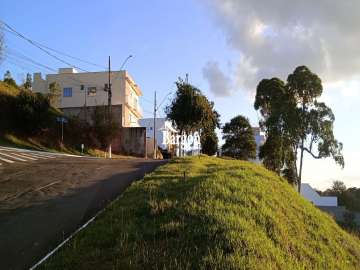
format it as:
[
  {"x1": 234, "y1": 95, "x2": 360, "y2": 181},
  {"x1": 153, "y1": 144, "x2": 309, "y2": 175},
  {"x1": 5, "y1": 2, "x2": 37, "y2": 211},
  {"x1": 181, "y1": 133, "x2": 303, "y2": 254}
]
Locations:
[{"x1": 0, "y1": 147, "x2": 165, "y2": 270}]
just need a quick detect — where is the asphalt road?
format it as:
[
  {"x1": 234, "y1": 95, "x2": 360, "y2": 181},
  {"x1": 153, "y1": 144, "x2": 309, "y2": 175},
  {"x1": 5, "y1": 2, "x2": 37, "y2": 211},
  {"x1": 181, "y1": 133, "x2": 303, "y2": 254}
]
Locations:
[{"x1": 0, "y1": 149, "x2": 165, "y2": 270}]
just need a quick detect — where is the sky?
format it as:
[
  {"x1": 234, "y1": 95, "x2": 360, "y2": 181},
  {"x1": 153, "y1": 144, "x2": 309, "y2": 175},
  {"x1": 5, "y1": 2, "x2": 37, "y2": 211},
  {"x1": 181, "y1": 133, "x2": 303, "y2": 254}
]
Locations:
[{"x1": 0, "y1": 0, "x2": 359, "y2": 190}]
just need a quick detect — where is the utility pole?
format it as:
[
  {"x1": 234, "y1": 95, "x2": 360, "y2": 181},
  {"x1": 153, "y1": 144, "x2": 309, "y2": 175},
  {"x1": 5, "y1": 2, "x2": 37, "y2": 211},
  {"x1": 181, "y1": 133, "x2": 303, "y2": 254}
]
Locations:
[
  {"x1": 108, "y1": 56, "x2": 112, "y2": 113},
  {"x1": 61, "y1": 119, "x2": 64, "y2": 143},
  {"x1": 81, "y1": 84, "x2": 87, "y2": 121},
  {"x1": 108, "y1": 56, "x2": 112, "y2": 158},
  {"x1": 153, "y1": 91, "x2": 157, "y2": 159}
]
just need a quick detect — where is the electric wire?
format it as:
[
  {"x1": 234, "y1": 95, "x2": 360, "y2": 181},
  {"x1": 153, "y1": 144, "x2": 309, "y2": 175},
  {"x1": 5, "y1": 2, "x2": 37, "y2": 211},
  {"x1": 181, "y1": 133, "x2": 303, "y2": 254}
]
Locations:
[{"x1": 0, "y1": 20, "x2": 90, "y2": 72}]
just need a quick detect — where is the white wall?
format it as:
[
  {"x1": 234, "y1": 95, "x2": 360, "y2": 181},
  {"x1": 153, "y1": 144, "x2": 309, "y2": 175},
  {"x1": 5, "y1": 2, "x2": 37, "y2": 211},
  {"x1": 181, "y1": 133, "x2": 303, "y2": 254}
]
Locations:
[
  {"x1": 301, "y1": 183, "x2": 338, "y2": 207},
  {"x1": 139, "y1": 118, "x2": 179, "y2": 150}
]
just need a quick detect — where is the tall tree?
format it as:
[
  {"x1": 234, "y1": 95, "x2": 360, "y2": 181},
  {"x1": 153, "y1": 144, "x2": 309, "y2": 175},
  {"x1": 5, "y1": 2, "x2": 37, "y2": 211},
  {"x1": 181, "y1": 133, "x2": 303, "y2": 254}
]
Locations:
[
  {"x1": 23, "y1": 73, "x2": 32, "y2": 90},
  {"x1": 3, "y1": 70, "x2": 17, "y2": 87},
  {"x1": 166, "y1": 78, "x2": 220, "y2": 155},
  {"x1": 254, "y1": 66, "x2": 344, "y2": 190},
  {"x1": 222, "y1": 115, "x2": 256, "y2": 160},
  {"x1": 287, "y1": 66, "x2": 344, "y2": 192},
  {"x1": 48, "y1": 82, "x2": 61, "y2": 108}
]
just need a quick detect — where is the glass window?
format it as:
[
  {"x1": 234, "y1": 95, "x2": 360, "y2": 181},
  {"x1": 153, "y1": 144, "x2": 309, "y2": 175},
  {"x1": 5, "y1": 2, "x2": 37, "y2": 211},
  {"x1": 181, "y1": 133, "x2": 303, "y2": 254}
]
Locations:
[
  {"x1": 87, "y1": 87, "x2": 97, "y2": 96},
  {"x1": 63, "y1": 87, "x2": 72, "y2": 97}
]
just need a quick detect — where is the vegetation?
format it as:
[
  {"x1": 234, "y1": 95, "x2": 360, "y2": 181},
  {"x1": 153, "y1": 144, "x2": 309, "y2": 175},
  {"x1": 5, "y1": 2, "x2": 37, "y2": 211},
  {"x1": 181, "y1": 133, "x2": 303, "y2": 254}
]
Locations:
[
  {"x1": 92, "y1": 105, "x2": 121, "y2": 149},
  {"x1": 48, "y1": 81, "x2": 61, "y2": 108},
  {"x1": 3, "y1": 70, "x2": 18, "y2": 87},
  {"x1": 40, "y1": 156, "x2": 360, "y2": 270},
  {"x1": 254, "y1": 66, "x2": 344, "y2": 188},
  {"x1": 321, "y1": 181, "x2": 360, "y2": 212},
  {"x1": 200, "y1": 129, "x2": 218, "y2": 156},
  {"x1": 23, "y1": 73, "x2": 32, "y2": 90},
  {"x1": 166, "y1": 78, "x2": 220, "y2": 155},
  {"x1": 0, "y1": 79, "x2": 115, "y2": 156},
  {"x1": 222, "y1": 115, "x2": 257, "y2": 160}
]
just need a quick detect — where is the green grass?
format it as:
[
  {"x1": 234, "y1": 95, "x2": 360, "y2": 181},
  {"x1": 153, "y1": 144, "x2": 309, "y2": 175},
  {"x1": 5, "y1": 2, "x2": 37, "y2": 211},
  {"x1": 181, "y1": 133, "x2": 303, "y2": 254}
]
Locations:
[{"x1": 39, "y1": 156, "x2": 360, "y2": 269}]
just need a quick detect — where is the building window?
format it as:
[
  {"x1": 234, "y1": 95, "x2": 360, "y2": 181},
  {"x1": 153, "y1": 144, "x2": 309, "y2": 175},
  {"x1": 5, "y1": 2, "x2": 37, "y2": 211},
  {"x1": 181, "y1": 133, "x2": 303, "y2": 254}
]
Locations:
[
  {"x1": 87, "y1": 87, "x2": 97, "y2": 96},
  {"x1": 63, "y1": 87, "x2": 72, "y2": 97}
]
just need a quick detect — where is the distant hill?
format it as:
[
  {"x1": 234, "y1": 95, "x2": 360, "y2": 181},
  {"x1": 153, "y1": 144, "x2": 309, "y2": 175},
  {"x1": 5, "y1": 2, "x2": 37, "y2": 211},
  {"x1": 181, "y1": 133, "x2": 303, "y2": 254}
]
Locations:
[{"x1": 40, "y1": 156, "x2": 360, "y2": 270}]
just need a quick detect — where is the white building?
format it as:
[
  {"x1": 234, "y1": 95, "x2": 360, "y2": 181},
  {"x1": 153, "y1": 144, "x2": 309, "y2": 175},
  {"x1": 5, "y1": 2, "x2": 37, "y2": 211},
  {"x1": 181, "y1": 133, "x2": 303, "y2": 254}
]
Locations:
[
  {"x1": 139, "y1": 118, "x2": 178, "y2": 151},
  {"x1": 252, "y1": 127, "x2": 266, "y2": 162},
  {"x1": 33, "y1": 68, "x2": 142, "y2": 127},
  {"x1": 301, "y1": 183, "x2": 338, "y2": 207}
]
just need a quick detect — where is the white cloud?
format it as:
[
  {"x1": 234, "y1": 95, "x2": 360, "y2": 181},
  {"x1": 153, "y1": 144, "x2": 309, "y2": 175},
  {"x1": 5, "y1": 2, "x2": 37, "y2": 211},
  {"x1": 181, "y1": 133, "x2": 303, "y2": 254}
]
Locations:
[
  {"x1": 202, "y1": 0, "x2": 360, "y2": 95},
  {"x1": 202, "y1": 61, "x2": 233, "y2": 96}
]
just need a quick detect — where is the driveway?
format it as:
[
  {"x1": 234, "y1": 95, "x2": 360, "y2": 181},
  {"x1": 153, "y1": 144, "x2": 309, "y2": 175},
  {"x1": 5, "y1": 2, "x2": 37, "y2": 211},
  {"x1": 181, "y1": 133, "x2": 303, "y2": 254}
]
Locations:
[{"x1": 0, "y1": 149, "x2": 165, "y2": 270}]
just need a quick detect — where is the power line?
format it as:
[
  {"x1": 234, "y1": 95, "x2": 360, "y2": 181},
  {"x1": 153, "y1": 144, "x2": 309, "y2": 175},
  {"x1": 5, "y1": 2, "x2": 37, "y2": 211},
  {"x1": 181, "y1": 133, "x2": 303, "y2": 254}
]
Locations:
[
  {"x1": 141, "y1": 96, "x2": 153, "y2": 104},
  {"x1": 2, "y1": 25, "x2": 106, "y2": 70},
  {"x1": 0, "y1": 20, "x2": 90, "y2": 72},
  {"x1": 6, "y1": 48, "x2": 57, "y2": 72},
  {"x1": 3, "y1": 57, "x2": 37, "y2": 73},
  {"x1": 30, "y1": 42, "x2": 106, "y2": 69}
]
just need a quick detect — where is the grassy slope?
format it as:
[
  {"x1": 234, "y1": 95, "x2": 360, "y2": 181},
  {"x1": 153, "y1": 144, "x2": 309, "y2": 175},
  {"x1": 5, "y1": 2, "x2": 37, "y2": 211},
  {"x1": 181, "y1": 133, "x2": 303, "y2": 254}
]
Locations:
[{"x1": 40, "y1": 156, "x2": 360, "y2": 270}]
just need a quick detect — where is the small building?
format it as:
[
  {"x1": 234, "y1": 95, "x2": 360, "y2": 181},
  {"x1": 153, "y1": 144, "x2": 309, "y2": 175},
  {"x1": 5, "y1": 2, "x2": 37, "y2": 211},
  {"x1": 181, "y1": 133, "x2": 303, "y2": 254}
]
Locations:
[
  {"x1": 33, "y1": 68, "x2": 142, "y2": 127},
  {"x1": 139, "y1": 118, "x2": 178, "y2": 156},
  {"x1": 301, "y1": 183, "x2": 338, "y2": 207}
]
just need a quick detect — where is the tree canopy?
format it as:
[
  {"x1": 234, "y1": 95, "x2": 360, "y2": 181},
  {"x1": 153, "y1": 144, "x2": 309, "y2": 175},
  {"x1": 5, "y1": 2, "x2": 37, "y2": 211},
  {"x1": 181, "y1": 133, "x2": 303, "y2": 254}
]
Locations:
[
  {"x1": 166, "y1": 78, "x2": 220, "y2": 155},
  {"x1": 254, "y1": 66, "x2": 344, "y2": 189},
  {"x1": 222, "y1": 115, "x2": 256, "y2": 160},
  {"x1": 48, "y1": 81, "x2": 61, "y2": 108},
  {"x1": 23, "y1": 73, "x2": 32, "y2": 90},
  {"x1": 3, "y1": 70, "x2": 17, "y2": 87}
]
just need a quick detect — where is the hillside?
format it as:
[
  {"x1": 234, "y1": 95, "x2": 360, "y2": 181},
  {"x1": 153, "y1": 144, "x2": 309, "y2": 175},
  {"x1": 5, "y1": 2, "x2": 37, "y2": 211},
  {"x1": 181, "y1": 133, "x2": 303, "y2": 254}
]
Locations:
[
  {"x1": 39, "y1": 156, "x2": 360, "y2": 270},
  {"x1": 0, "y1": 81, "x2": 104, "y2": 156}
]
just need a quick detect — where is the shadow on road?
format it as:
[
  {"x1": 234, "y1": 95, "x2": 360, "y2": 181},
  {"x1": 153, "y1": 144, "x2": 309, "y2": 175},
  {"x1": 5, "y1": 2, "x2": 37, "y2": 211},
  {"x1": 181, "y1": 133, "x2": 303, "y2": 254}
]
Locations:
[{"x1": 0, "y1": 159, "x2": 166, "y2": 270}]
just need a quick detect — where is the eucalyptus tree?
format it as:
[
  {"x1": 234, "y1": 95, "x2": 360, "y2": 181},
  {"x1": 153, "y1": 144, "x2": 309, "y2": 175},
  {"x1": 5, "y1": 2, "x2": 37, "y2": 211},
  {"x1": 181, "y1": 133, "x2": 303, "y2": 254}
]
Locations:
[{"x1": 255, "y1": 66, "x2": 344, "y2": 191}]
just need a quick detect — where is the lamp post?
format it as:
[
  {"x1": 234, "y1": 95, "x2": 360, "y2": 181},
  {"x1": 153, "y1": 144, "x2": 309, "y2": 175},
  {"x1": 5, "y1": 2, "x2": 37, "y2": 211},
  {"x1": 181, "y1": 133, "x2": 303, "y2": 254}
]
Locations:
[
  {"x1": 153, "y1": 91, "x2": 172, "y2": 159},
  {"x1": 105, "y1": 55, "x2": 132, "y2": 159},
  {"x1": 120, "y1": 55, "x2": 133, "y2": 70}
]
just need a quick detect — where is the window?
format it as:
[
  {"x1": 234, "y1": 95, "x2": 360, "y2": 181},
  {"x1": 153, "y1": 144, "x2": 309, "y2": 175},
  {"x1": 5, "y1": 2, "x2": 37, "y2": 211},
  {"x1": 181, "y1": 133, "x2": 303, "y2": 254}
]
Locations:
[
  {"x1": 87, "y1": 87, "x2": 97, "y2": 96},
  {"x1": 63, "y1": 87, "x2": 72, "y2": 97}
]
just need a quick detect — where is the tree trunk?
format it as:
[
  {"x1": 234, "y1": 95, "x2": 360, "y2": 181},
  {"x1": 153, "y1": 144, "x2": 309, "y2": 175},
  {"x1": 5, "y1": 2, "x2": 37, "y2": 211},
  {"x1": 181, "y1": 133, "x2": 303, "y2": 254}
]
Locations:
[
  {"x1": 298, "y1": 139, "x2": 304, "y2": 193},
  {"x1": 298, "y1": 100, "x2": 307, "y2": 193}
]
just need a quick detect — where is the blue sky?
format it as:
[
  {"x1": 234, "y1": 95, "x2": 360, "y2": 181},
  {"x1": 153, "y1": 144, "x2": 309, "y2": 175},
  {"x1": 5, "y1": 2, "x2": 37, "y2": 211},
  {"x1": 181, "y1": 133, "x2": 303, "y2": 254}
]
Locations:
[{"x1": 1, "y1": 0, "x2": 359, "y2": 190}]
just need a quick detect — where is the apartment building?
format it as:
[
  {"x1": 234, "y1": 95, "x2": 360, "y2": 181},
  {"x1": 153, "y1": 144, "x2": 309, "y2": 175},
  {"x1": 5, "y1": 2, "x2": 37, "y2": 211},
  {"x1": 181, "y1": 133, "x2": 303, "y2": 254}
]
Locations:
[{"x1": 32, "y1": 68, "x2": 142, "y2": 127}]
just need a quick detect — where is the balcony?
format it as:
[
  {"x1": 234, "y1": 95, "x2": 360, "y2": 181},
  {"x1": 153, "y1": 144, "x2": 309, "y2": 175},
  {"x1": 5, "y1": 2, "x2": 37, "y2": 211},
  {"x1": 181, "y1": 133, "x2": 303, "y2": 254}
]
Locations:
[{"x1": 125, "y1": 95, "x2": 143, "y2": 118}]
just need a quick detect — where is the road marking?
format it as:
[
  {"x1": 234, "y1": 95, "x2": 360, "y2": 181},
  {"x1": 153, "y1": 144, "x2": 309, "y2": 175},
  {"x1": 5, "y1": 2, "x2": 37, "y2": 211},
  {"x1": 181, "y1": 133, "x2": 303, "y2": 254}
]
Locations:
[
  {"x1": 0, "y1": 156, "x2": 15, "y2": 163},
  {"x1": 10, "y1": 152, "x2": 38, "y2": 161},
  {"x1": 0, "y1": 152, "x2": 28, "y2": 161},
  {"x1": 16, "y1": 152, "x2": 47, "y2": 160},
  {"x1": 28, "y1": 153, "x2": 56, "y2": 159}
]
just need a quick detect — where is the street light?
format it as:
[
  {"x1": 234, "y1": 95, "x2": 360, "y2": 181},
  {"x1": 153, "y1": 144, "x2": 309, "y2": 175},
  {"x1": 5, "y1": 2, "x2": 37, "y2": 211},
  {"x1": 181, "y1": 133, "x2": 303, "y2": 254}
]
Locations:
[
  {"x1": 120, "y1": 55, "x2": 133, "y2": 70},
  {"x1": 106, "y1": 54, "x2": 132, "y2": 159},
  {"x1": 153, "y1": 91, "x2": 173, "y2": 159}
]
